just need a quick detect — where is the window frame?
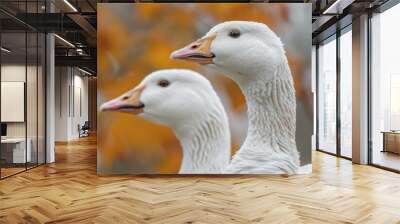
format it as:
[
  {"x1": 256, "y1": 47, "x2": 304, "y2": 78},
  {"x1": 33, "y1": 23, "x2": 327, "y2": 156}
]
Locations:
[{"x1": 315, "y1": 24, "x2": 353, "y2": 160}]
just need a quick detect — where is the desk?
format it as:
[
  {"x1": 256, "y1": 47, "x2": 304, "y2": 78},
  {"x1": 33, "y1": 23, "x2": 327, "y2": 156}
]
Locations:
[
  {"x1": 382, "y1": 131, "x2": 400, "y2": 155},
  {"x1": 1, "y1": 138, "x2": 31, "y2": 163}
]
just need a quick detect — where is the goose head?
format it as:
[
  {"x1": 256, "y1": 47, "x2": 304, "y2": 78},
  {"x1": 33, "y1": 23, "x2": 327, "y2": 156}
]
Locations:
[
  {"x1": 100, "y1": 69, "x2": 221, "y2": 130},
  {"x1": 171, "y1": 21, "x2": 287, "y2": 84},
  {"x1": 101, "y1": 69, "x2": 230, "y2": 174}
]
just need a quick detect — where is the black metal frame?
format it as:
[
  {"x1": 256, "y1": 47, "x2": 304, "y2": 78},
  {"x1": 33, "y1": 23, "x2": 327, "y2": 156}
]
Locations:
[
  {"x1": 0, "y1": 0, "x2": 47, "y2": 180},
  {"x1": 316, "y1": 0, "x2": 400, "y2": 173},
  {"x1": 366, "y1": 0, "x2": 400, "y2": 173},
  {"x1": 315, "y1": 21, "x2": 353, "y2": 161},
  {"x1": 367, "y1": 10, "x2": 373, "y2": 166},
  {"x1": 336, "y1": 25, "x2": 341, "y2": 158}
]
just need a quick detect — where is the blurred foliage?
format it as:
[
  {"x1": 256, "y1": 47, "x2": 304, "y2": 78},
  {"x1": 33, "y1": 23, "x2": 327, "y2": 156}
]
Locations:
[{"x1": 98, "y1": 3, "x2": 310, "y2": 173}]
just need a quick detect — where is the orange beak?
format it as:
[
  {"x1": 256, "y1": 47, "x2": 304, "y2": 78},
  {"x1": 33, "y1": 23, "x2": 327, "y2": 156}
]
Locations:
[
  {"x1": 170, "y1": 32, "x2": 216, "y2": 65},
  {"x1": 100, "y1": 85, "x2": 145, "y2": 114}
]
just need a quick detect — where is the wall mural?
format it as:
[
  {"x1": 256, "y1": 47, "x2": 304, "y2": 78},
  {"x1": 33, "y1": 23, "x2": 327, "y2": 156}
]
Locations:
[{"x1": 98, "y1": 3, "x2": 312, "y2": 174}]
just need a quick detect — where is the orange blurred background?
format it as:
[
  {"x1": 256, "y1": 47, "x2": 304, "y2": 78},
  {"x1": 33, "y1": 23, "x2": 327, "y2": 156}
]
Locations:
[{"x1": 97, "y1": 3, "x2": 312, "y2": 174}]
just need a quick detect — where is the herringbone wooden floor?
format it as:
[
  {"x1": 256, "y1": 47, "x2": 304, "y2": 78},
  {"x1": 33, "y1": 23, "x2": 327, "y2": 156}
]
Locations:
[{"x1": 1, "y1": 136, "x2": 400, "y2": 224}]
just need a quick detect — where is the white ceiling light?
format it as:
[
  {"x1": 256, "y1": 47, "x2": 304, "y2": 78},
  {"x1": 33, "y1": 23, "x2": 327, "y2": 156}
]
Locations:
[
  {"x1": 54, "y1": 34, "x2": 75, "y2": 48},
  {"x1": 323, "y1": 0, "x2": 354, "y2": 15},
  {"x1": 78, "y1": 67, "x2": 93, "y2": 76},
  {"x1": 63, "y1": 0, "x2": 78, "y2": 12},
  {"x1": 76, "y1": 49, "x2": 84, "y2": 55},
  {"x1": 1, "y1": 47, "x2": 11, "y2": 53}
]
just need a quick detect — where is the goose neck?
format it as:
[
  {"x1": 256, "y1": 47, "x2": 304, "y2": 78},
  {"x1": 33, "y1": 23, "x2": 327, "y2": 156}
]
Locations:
[
  {"x1": 241, "y1": 62, "x2": 296, "y2": 146},
  {"x1": 174, "y1": 111, "x2": 230, "y2": 174}
]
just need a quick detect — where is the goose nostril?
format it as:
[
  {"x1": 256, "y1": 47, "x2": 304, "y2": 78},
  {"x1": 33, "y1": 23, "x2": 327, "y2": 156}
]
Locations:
[
  {"x1": 190, "y1": 44, "x2": 199, "y2": 50},
  {"x1": 122, "y1": 96, "x2": 129, "y2": 100}
]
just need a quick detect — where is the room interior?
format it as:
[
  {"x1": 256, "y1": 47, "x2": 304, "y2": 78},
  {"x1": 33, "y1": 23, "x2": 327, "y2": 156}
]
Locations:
[
  {"x1": 0, "y1": 0, "x2": 400, "y2": 223},
  {"x1": 0, "y1": 30, "x2": 46, "y2": 178}
]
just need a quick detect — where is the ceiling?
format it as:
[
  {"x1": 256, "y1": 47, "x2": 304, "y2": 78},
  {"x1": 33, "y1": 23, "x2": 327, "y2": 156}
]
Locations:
[
  {"x1": 311, "y1": 0, "x2": 390, "y2": 44},
  {"x1": 0, "y1": 0, "x2": 394, "y2": 75}
]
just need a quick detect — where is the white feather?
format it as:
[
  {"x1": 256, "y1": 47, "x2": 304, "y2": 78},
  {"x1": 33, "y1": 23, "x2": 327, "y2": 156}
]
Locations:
[
  {"x1": 203, "y1": 21, "x2": 301, "y2": 174},
  {"x1": 138, "y1": 69, "x2": 231, "y2": 174}
]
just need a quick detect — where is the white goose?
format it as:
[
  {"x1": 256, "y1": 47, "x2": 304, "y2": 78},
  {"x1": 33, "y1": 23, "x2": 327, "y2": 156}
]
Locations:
[
  {"x1": 100, "y1": 69, "x2": 230, "y2": 174},
  {"x1": 171, "y1": 21, "x2": 300, "y2": 175}
]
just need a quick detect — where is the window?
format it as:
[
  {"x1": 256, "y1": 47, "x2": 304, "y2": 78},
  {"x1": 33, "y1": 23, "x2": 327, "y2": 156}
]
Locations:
[
  {"x1": 0, "y1": 1, "x2": 47, "y2": 179},
  {"x1": 370, "y1": 3, "x2": 400, "y2": 171},
  {"x1": 340, "y1": 29, "x2": 352, "y2": 158},
  {"x1": 318, "y1": 36, "x2": 337, "y2": 154}
]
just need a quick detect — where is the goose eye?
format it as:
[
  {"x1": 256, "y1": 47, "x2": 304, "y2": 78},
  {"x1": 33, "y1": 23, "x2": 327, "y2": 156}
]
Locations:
[
  {"x1": 158, "y1": 79, "x2": 170, "y2": 88},
  {"x1": 228, "y1": 29, "x2": 241, "y2": 38}
]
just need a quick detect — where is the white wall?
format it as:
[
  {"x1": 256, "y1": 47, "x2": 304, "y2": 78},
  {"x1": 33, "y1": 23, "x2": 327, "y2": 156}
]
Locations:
[
  {"x1": 1, "y1": 65, "x2": 26, "y2": 132},
  {"x1": 72, "y1": 73, "x2": 89, "y2": 137},
  {"x1": 1, "y1": 63, "x2": 46, "y2": 164},
  {"x1": 1, "y1": 65, "x2": 36, "y2": 138},
  {"x1": 55, "y1": 67, "x2": 69, "y2": 141},
  {"x1": 55, "y1": 67, "x2": 89, "y2": 141}
]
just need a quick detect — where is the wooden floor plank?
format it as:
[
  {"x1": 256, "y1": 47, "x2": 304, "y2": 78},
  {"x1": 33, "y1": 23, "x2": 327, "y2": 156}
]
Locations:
[{"x1": 0, "y1": 136, "x2": 400, "y2": 223}]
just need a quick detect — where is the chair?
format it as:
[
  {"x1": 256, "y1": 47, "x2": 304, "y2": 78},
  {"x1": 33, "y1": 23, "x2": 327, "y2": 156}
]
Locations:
[{"x1": 79, "y1": 121, "x2": 90, "y2": 138}]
